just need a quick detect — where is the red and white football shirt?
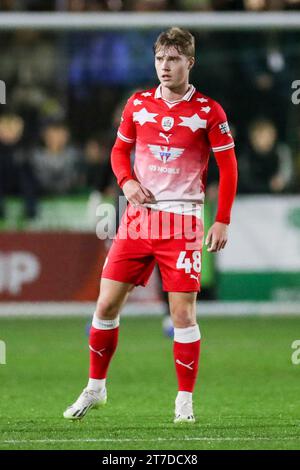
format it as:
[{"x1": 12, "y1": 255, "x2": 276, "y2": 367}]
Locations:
[{"x1": 117, "y1": 84, "x2": 235, "y2": 217}]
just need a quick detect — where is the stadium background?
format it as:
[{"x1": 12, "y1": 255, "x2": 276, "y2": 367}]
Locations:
[{"x1": 0, "y1": 0, "x2": 300, "y2": 451}]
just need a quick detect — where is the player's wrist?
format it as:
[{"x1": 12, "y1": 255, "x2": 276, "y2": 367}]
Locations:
[
  {"x1": 119, "y1": 176, "x2": 135, "y2": 189},
  {"x1": 215, "y1": 216, "x2": 230, "y2": 225}
]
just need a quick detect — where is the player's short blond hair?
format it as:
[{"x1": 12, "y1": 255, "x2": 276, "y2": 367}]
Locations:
[{"x1": 153, "y1": 27, "x2": 195, "y2": 58}]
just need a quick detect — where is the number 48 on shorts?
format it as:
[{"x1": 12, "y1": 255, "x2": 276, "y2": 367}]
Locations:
[{"x1": 176, "y1": 251, "x2": 201, "y2": 274}]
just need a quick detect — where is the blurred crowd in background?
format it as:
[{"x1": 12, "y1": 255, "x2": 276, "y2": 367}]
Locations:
[
  {"x1": 0, "y1": 18, "x2": 299, "y2": 220},
  {"x1": 1, "y1": 0, "x2": 300, "y2": 12}
]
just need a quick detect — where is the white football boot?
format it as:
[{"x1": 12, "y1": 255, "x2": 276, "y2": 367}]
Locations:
[
  {"x1": 174, "y1": 394, "x2": 195, "y2": 424},
  {"x1": 63, "y1": 387, "x2": 107, "y2": 420}
]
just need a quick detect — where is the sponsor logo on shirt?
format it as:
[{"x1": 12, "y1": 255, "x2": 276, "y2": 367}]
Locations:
[
  {"x1": 148, "y1": 145, "x2": 184, "y2": 164},
  {"x1": 148, "y1": 164, "x2": 180, "y2": 174}
]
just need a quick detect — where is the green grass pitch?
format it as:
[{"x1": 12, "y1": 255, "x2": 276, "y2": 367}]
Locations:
[{"x1": 0, "y1": 315, "x2": 300, "y2": 450}]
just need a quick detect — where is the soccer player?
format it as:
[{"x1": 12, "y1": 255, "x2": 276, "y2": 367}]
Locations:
[{"x1": 63, "y1": 27, "x2": 238, "y2": 423}]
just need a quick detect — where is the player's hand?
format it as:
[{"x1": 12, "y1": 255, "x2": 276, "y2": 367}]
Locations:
[
  {"x1": 122, "y1": 179, "x2": 156, "y2": 206},
  {"x1": 205, "y1": 222, "x2": 228, "y2": 253}
]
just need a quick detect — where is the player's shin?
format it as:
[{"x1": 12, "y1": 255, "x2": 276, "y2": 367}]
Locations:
[
  {"x1": 88, "y1": 314, "x2": 119, "y2": 391},
  {"x1": 173, "y1": 325, "x2": 201, "y2": 393}
]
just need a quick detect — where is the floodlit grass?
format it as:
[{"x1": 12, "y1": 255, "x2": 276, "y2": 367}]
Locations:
[{"x1": 0, "y1": 316, "x2": 300, "y2": 450}]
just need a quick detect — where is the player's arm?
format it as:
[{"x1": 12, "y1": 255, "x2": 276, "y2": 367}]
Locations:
[
  {"x1": 205, "y1": 102, "x2": 238, "y2": 252},
  {"x1": 205, "y1": 147, "x2": 238, "y2": 252},
  {"x1": 111, "y1": 96, "x2": 155, "y2": 206}
]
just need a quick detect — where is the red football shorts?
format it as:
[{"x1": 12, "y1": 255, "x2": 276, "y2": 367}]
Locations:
[{"x1": 101, "y1": 204, "x2": 204, "y2": 292}]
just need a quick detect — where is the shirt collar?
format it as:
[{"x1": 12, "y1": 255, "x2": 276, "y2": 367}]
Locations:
[{"x1": 154, "y1": 84, "x2": 195, "y2": 103}]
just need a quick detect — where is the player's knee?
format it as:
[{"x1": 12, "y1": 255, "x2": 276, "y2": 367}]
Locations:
[
  {"x1": 95, "y1": 298, "x2": 120, "y2": 320},
  {"x1": 170, "y1": 307, "x2": 195, "y2": 328}
]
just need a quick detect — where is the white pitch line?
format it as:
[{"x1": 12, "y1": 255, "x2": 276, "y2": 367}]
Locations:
[{"x1": 1, "y1": 436, "x2": 300, "y2": 444}]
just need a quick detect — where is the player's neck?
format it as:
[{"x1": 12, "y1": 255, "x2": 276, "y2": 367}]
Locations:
[{"x1": 161, "y1": 83, "x2": 190, "y2": 102}]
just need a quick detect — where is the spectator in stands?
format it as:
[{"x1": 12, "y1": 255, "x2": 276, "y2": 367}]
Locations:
[
  {"x1": 84, "y1": 136, "x2": 115, "y2": 223},
  {"x1": 238, "y1": 117, "x2": 293, "y2": 193},
  {"x1": 84, "y1": 136, "x2": 113, "y2": 194},
  {"x1": 0, "y1": 112, "x2": 23, "y2": 218},
  {"x1": 30, "y1": 119, "x2": 83, "y2": 198},
  {"x1": 0, "y1": 30, "x2": 59, "y2": 143},
  {"x1": 239, "y1": 30, "x2": 291, "y2": 137},
  {"x1": 0, "y1": 111, "x2": 37, "y2": 219},
  {"x1": 0, "y1": 31, "x2": 57, "y2": 91}
]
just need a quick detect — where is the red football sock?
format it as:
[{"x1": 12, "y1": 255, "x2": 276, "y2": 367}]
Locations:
[
  {"x1": 89, "y1": 317, "x2": 119, "y2": 380},
  {"x1": 173, "y1": 325, "x2": 201, "y2": 393}
]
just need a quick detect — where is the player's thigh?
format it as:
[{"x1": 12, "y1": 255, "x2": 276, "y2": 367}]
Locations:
[
  {"x1": 95, "y1": 278, "x2": 134, "y2": 320},
  {"x1": 102, "y1": 238, "x2": 155, "y2": 288},
  {"x1": 168, "y1": 291, "x2": 197, "y2": 328}
]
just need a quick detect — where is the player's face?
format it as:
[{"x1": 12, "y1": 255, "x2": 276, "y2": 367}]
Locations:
[{"x1": 155, "y1": 46, "x2": 194, "y2": 90}]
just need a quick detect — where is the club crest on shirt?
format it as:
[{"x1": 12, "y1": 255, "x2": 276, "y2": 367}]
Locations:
[{"x1": 161, "y1": 116, "x2": 174, "y2": 132}]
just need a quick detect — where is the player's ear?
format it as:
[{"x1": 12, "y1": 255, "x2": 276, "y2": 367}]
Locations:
[{"x1": 188, "y1": 57, "x2": 195, "y2": 71}]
